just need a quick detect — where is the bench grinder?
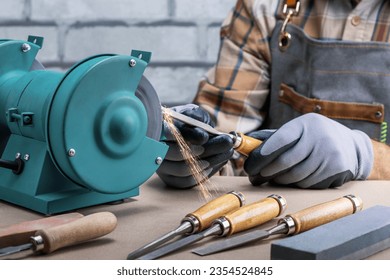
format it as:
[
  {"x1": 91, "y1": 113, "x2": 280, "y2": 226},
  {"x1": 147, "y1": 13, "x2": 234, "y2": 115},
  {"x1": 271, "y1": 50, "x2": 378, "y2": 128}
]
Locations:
[{"x1": 0, "y1": 36, "x2": 168, "y2": 214}]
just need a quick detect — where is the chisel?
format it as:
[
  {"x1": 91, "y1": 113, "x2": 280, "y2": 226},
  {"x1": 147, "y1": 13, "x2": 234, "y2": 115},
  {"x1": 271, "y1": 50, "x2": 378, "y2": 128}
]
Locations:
[
  {"x1": 0, "y1": 212, "x2": 84, "y2": 248},
  {"x1": 127, "y1": 191, "x2": 245, "y2": 259},
  {"x1": 162, "y1": 107, "x2": 262, "y2": 156},
  {"x1": 0, "y1": 212, "x2": 117, "y2": 259},
  {"x1": 192, "y1": 194, "x2": 362, "y2": 256},
  {"x1": 137, "y1": 194, "x2": 287, "y2": 260}
]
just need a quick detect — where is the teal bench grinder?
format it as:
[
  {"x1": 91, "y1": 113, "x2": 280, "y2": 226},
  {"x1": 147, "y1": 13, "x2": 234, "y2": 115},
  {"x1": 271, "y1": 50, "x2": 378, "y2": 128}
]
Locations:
[{"x1": 0, "y1": 36, "x2": 168, "y2": 214}]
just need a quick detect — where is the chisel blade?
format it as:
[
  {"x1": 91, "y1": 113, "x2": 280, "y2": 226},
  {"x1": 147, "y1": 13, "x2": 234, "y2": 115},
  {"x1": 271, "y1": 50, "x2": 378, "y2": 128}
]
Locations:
[
  {"x1": 162, "y1": 107, "x2": 224, "y2": 136},
  {"x1": 192, "y1": 229, "x2": 270, "y2": 256},
  {"x1": 0, "y1": 243, "x2": 32, "y2": 258},
  {"x1": 137, "y1": 232, "x2": 206, "y2": 260}
]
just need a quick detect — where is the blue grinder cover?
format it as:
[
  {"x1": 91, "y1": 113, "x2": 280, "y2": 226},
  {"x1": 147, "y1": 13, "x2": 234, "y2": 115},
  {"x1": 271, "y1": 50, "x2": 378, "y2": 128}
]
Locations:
[{"x1": 271, "y1": 205, "x2": 390, "y2": 259}]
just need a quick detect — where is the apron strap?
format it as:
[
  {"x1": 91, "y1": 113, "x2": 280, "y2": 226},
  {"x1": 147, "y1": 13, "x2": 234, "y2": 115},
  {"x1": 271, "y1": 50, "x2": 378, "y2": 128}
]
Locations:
[
  {"x1": 279, "y1": 0, "x2": 301, "y2": 51},
  {"x1": 283, "y1": 0, "x2": 300, "y2": 16}
]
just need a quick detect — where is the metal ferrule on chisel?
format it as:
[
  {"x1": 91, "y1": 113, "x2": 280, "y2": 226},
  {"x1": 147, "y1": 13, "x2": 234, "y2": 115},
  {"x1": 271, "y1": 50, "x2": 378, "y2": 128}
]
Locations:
[
  {"x1": 30, "y1": 235, "x2": 44, "y2": 252},
  {"x1": 228, "y1": 132, "x2": 243, "y2": 149}
]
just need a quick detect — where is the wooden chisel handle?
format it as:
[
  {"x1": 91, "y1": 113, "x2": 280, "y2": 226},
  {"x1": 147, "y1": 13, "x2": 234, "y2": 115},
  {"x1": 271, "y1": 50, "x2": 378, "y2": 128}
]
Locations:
[
  {"x1": 184, "y1": 191, "x2": 245, "y2": 232},
  {"x1": 219, "y1": 194, "x2": 286, "y2": 236},
  {"x1": 33, "y1": 212, "x2": 117, "y2": 254},
  {"x1": 285, "y1": 195, "x2": 363, "y2": 235},
  {"x1": 0, "y1": 212, "x2": 84, "y2": 248},
  {"x1": 234, "y1": 133, "x2": 263, "y2": 157}
]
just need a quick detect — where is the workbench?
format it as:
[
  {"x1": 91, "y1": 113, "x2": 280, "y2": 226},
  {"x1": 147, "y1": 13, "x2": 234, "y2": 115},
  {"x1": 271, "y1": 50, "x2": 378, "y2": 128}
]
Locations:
[{"x1": 0, "y1": 175, "x2": 389, "y2": 260}]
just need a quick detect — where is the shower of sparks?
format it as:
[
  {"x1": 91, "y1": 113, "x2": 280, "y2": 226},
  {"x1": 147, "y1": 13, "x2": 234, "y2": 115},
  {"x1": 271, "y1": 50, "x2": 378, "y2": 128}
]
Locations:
[{"x1": 162, "y1": 108, "x2": 219, "y2": 201}]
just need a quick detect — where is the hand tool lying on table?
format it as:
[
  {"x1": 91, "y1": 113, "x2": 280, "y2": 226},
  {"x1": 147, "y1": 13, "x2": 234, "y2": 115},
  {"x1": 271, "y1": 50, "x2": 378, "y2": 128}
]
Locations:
[
  {"x1": 0, "y1": 212, "x2": 117, "y2": 259},
  {"x1": 192, "y1": 194, "x2": 362, "y2": 256},
  {"x1": 136, "y1": 194, "x2": 287, "y2": 260},
  {"x1": 127, "y1": 191, "x2": 245, "y2": 259},
  {"x1": 271, "y1": 205, "x2": 390, "y2": 260},
  {"x1": 0, "y1": 212, "x2": 83, "y2": 248},
  {"x1": 162, "y1": 107, "x2": 262, "y2": 156}
]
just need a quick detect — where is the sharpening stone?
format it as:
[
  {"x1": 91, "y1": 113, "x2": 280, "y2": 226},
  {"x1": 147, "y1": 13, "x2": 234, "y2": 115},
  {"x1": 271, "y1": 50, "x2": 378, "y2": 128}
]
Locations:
[{"x1": 271, "y1": 205, "x2": 390, "y2": 260}]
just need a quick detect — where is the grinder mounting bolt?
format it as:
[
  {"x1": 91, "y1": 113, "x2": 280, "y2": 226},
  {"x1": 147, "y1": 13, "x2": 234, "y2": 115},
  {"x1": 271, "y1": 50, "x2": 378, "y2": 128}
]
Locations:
[
  {"x1": 155, "y1": 157, "x2": 163, "y2": 165},
  {"x1": 21, "y1": 43, "x2": 31, "y2": 52},
  {"x1": 129, "y1": 59, "x2": 137, "y2": 67},
  {"x1": 67, "y1": 148, "x2": 76, "y2": 157}
]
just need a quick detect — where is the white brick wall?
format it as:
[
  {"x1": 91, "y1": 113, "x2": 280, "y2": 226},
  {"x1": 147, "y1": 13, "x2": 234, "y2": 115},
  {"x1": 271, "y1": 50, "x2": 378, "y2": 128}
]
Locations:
[
  {"x1": 31, "y1": 0, "x2": 170, "y2": 21},
  {"x1": 0, "y1": 0, "x2": 25, "y2": 20},
  {"x1": 0, "y1": 0, "x2": 237, "y2": 105},
  {"x1": 64, "y1": 25, "x2": 199, "y2": 62}
]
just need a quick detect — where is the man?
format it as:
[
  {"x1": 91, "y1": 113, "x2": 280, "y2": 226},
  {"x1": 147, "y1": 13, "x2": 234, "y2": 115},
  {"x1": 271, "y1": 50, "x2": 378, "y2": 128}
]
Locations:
[{"x1": 157, "y1": 0, "x2": 390, "y2": 189}]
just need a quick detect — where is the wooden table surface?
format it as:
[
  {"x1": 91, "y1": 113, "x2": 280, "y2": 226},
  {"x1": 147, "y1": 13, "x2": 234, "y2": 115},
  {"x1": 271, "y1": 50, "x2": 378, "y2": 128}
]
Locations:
[{"x1": 0, "y1": 175, "x2": 389, "y2": 260}]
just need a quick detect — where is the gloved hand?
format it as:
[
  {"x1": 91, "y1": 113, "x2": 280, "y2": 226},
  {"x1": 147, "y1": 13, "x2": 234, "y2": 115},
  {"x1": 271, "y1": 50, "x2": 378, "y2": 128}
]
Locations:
[
  {"x1": 244, "y1": 113, "x2": 373, "y2": 189},
  {"x1": 157, "y1": 104, "x2": 234, "y2": 189}
]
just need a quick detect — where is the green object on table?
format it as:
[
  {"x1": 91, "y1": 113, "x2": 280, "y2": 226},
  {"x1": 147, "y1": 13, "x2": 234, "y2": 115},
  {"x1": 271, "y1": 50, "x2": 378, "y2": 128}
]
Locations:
[{"x1": 0, "y1": 36, "x2": 167, "y2": 214}]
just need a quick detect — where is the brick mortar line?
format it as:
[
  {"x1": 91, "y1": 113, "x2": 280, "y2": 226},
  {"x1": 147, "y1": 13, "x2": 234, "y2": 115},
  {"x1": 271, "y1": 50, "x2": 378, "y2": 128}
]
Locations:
[
  {"x1": 0, "y1": 20, "x2": 223, "y2": 27},
  {"x1": 44, "y1": 61, "x2": 213, "y2": 69}
]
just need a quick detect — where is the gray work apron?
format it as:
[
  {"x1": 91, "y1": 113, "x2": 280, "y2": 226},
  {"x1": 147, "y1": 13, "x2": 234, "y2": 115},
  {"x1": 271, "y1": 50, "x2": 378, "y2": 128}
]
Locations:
[{"x1": 266, "y1": 20, "x2": 390, "y2": 144}]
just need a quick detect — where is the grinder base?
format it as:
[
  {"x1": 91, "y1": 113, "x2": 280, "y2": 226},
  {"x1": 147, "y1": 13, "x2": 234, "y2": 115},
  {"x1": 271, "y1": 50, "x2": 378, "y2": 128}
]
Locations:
[
  {"x1": 0, "y1": 134, "x2": 141, "y2": 215},
  {"x1": 0, "y1": 183, "x2": 138, "y2": 215}
]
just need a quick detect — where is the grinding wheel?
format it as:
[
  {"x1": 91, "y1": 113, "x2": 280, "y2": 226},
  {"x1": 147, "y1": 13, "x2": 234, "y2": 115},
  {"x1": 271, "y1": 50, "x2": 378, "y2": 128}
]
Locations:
[
  {"x1": 34, "y1": 59, "x2": 162, "y2": 141},
  {"x1": 135, "y1": 75, "x2": 162, "y2": 141},
  {"x1": 47, "y1": 54, "x2": 166, "y2": 194}
]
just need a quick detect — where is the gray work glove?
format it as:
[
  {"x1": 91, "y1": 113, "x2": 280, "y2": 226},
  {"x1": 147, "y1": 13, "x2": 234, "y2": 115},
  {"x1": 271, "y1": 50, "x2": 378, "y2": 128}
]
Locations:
[
  {"x1": 244, "y1": 113, "x2": 373, "y2": 189},
  {"x1": 157, "y1": 104, "x2": 234, "y2": 189}
]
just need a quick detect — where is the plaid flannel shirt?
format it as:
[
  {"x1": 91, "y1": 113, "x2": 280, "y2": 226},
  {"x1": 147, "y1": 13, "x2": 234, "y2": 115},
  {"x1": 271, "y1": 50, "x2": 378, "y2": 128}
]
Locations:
[{"x1": 193, "y1": 0, "x2": 390, "y2": 175}]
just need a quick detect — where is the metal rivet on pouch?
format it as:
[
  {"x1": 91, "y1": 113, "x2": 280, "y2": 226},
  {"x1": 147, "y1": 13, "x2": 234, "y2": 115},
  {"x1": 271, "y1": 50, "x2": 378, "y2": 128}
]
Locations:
[
  {"x1": 313, "y1": 105, "x2": 322, "y2": 113},
  {"x1": 375, "y1": 111, "x2": 382, "y2": 118}
]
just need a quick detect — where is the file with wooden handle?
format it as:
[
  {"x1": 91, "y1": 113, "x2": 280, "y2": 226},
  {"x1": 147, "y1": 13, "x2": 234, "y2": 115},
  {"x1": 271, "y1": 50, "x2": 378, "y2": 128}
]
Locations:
[
  {"x1": 126, "y1": 191, "x2": 245, "y2": 259},
  {"x1": 0, "y1": 212, "x2": 117, "y2": 258},
  {"x1": 192, "y1": 195, "x2": 362, "y2": 256},
  {"x1": 162, "y1": 107, "x2": 262, "y2": 156},
  {"x1": 0, "y1": 212, "x2": 84, "y2": 248},
  {"x1": 136, "y1": 194, "x2": 287, "y2": 260}
]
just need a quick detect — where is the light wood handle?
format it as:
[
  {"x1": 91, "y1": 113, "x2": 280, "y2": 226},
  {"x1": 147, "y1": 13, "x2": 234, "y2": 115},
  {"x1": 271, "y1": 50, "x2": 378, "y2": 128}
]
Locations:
[
  {"x1": 288, "y1": 195, "x2": 362, "y2": 234},
  {"x1": 225, "y1": 196, "x2": 284, "y2": 236},
  {"x1": 187, "y1": 192, "x2": 244, "y2": 231},
  {"x1": 235, "y1": 133, "x2": 263, "y2": 156},
  {"x1": 0, "y1": 212, "x2": 84, "y2": 248},
  {"x1": 35, "y1": 212, "x2": 117, "y2": 254}
]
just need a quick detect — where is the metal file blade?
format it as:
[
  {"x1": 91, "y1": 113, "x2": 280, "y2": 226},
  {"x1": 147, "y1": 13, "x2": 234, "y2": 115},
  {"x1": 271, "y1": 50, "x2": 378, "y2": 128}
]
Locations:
[
  {"x1": 162, "y1": 107, "x2": 224, "y2": 136},
  {"x1": 192, "y1": 229, "x2": 271, "y2": 256},
  {"x1": 0, "y1": 243, "x2": 33, "y2": 258},
  {"x1": 137, "y1": 233, "x2": 205, "y2": 260},
  {"x1": 162, "y1": 107, "x2": 263, "y2": 156}
]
